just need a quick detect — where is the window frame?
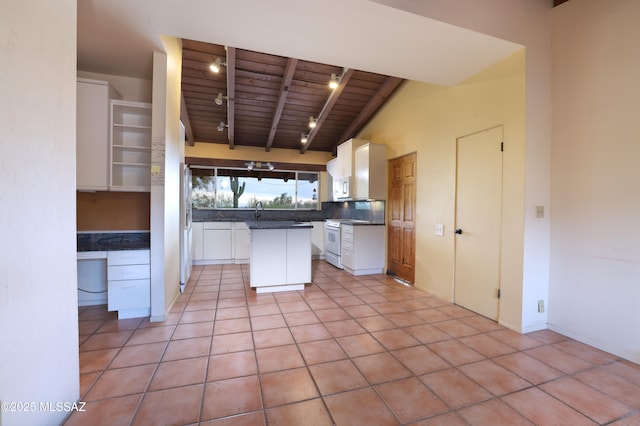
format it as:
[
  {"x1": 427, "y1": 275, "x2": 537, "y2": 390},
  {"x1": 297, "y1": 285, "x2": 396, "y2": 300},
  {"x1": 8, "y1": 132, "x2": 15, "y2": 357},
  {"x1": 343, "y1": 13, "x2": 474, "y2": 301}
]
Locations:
[{"x1": 191, "y1": 165, "x2": 320, "y2": 210}]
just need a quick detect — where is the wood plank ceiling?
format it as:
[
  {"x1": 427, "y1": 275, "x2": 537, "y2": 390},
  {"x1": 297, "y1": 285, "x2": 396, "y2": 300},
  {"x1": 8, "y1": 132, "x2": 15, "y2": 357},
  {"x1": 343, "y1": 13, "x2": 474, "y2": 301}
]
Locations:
[{"x1": 180, "y1": 39, "x2": 404, "y2": 154}]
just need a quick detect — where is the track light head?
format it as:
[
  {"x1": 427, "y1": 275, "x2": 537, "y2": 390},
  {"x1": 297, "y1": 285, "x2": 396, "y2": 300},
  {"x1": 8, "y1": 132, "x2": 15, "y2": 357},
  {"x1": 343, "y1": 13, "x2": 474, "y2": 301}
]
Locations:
[
  {"x1": 329, "y1": 73, "x2": 339, "y2": 90},
  {"x1": 209, "y1": 57, "x2": 226, "y2": 73},
  {"x1": 308, "y1": 116, "x2": 317, "y2": 129},
  {"x1": 214, "y1": 92, "x2": 227, "y2": 106}
]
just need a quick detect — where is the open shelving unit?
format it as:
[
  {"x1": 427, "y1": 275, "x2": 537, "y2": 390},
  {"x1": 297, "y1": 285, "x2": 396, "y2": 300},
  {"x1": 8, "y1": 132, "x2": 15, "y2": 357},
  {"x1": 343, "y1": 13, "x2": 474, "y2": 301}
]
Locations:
[{"x1": 110, "y1": 100, "x2": 152, "y2": 191}]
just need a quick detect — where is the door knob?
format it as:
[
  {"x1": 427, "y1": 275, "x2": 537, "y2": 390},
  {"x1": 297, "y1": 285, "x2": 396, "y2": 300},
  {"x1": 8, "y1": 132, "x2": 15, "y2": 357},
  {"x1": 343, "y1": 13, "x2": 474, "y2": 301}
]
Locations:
[{"x1": 455, "y1": 228, "x2": 463, "y2": 235}]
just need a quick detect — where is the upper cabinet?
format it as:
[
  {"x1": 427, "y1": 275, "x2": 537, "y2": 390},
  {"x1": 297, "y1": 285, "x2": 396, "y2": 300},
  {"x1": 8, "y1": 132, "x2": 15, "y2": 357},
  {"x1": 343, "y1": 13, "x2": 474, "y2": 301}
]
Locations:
[
  {"x1": 354, "y1": 142, "x2": 387, "y2": 200},
  {"x1": 76, "y1": 78, "x2": 120, "y2": 191},
  {"x1": 328, "y1": 138, "x2": 386, "y2": 200},
  {"x1": 110, "y1": 100, "x2": 152, "y2": 191}
]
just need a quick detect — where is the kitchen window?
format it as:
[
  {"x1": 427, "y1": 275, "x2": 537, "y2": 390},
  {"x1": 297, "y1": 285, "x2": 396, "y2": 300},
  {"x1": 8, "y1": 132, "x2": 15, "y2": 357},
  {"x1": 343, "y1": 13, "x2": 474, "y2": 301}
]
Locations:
[{"x1": 192, "y1": 167, "x2": 318, "y2": 210}]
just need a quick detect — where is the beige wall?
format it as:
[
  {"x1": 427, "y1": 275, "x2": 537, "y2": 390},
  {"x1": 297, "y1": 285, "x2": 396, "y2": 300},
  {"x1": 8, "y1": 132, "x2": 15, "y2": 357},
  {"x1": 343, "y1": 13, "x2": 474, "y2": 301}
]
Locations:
[
  {"x1": 359, "y1": 50, "x2": 527, "y2": 330},
  {"x1": 0, "y1": 1, "x2": 80, "y2": 424},
  {"x1": 550, "y1": 0, "x2": 640, "y2": 362}
]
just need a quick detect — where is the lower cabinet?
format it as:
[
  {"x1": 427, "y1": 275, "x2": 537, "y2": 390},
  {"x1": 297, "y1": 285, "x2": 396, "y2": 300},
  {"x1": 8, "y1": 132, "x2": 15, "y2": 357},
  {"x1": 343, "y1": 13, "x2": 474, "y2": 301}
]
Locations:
[
  {"x1": 250, "y1": 227, "x2": 311, "y2": 292},
  {"x1": 341, "y1": 225, "x2": 385, "y2": 275},
  {"x1": 107, "y1": 249, "x2": 150, "y2": 319},
  {"x1": 203, "y1": 222, "x2": 232, "y2": 261}
]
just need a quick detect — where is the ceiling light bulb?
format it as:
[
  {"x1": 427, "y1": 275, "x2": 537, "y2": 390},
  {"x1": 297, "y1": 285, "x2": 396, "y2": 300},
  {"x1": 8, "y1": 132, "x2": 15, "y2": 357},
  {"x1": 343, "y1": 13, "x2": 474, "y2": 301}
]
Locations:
[
  {"x1": 301, "y1": 133, "x2": 308, "y2": 144},
  {"x1": 217, "y1": 121, "x2": 226, "y2": 132},
  {"x1": 214, "y1": 92, "x2": 225, "y2": 106},
  {"x1": 308, "y1": 117, "x2": 317, "y2": 129},
  {"x1": 209, "y1": 57, "x2": 222, "y2": 73},
  {"x1": 329, "y1": 73, "x2": 339, "y2": 90}
]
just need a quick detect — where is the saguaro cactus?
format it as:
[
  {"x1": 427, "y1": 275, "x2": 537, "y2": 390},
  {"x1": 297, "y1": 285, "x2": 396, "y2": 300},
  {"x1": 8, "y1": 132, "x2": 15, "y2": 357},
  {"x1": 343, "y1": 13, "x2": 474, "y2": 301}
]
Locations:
[{"x1": 230, "y1": 176, "x2": 245, "y2": 208}]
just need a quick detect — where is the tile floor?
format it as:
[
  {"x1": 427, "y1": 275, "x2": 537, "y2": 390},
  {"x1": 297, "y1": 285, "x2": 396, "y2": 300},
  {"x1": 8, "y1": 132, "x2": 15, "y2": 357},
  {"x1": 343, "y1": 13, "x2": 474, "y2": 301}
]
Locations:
[{"x1": 66, "y1": 261, "x2": 640, "y2": 425}]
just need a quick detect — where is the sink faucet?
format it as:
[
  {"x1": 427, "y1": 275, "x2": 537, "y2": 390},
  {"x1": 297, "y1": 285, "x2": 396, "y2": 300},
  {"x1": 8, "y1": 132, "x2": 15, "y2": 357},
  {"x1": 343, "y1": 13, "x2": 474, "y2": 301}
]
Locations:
[{"x1": 255, "y1": 201, "x2": 263, "y2": 221}]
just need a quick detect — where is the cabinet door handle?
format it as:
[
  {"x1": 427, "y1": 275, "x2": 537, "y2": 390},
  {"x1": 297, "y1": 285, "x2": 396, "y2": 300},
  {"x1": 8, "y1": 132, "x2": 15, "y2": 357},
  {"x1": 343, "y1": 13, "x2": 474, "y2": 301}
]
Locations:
[{"x1": 455, "y1": 228, "x2": 463, "y2": 235}]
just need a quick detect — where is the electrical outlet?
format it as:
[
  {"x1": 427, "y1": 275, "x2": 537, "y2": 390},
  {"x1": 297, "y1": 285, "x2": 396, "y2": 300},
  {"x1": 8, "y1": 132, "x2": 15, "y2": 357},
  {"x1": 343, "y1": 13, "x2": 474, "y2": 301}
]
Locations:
[
  {"x1": 435, "y1": 224, "x2": 444, "y2": 236},
  {"x1": 538, "y1": 300, "x2": 545, "y2": 313}
]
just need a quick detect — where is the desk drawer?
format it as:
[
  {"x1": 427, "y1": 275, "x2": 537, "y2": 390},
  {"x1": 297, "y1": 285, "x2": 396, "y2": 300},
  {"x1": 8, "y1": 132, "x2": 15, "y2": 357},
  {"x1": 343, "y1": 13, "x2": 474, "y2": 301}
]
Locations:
[{"x1": 108, "y1": 264, "x2": 150, "y2": 281}]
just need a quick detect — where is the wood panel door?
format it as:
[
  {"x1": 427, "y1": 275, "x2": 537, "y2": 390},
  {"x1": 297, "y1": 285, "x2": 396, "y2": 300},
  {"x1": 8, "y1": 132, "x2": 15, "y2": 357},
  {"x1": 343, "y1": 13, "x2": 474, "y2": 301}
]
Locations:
[
  {"x1": 454, "y1": 126, "x2": 503, "y2": 320},
  {"x1": 387, "y1": 153, "x2": 417, "y2": 283}
]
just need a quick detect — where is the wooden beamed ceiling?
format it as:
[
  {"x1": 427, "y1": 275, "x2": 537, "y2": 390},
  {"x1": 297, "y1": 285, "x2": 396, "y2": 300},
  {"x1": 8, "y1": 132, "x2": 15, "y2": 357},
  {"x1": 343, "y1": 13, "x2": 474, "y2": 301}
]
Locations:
[{"x1": 180, "y1": 39, "x2": 404, "y2": 154}]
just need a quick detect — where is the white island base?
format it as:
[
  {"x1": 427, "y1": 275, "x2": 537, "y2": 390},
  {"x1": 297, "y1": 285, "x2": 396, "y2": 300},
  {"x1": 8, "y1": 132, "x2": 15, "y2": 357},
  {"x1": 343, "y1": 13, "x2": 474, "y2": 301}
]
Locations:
[{"x1": 249, "y1": 223, "x2": 312, "y2": 293}]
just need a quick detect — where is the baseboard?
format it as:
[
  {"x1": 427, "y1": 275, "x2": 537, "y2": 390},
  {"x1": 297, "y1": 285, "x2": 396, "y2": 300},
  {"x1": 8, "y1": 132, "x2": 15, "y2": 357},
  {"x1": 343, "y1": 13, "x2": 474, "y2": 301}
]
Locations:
[{"x1": 548, "y1": 323, "x2": 640, "y2": 364}]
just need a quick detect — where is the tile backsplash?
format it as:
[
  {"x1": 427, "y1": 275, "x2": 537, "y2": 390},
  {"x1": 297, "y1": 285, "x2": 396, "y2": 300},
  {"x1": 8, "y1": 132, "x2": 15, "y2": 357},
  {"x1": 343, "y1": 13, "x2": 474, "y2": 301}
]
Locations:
[{"x1": 321, "y1": 200, "x2": 385, "y2": 224}]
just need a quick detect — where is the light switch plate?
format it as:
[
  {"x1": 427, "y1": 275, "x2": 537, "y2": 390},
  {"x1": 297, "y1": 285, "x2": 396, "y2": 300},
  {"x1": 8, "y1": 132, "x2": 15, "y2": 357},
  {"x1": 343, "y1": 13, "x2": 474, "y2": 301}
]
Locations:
[
  {"x1": 535, "y1": 205, "x2": 544, "y2": 219},
  {"x1": 435, "y1": 224, "x2": 444, "y2": 236}
]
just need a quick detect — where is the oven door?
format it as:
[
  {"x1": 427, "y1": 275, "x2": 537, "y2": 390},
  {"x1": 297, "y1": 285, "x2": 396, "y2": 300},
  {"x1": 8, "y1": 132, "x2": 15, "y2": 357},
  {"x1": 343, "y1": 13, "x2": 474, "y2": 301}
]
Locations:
[{"x1": 324, "y1": 225, "x2": 341, "y2": 256}]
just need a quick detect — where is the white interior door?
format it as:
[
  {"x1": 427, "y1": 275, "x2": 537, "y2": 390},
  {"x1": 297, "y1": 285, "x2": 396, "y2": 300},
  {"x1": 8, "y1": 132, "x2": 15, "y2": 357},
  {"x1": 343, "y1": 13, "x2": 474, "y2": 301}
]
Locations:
[{"x1": 454, "y1": 126, "x2": 503, "y2": 320}]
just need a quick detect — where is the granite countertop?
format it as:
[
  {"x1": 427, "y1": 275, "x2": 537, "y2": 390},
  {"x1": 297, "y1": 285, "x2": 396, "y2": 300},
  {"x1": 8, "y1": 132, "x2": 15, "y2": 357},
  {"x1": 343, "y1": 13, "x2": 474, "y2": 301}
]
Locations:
[
  {"x1": 246, "y1": 220, "x2": 313, "y2": 230},
  {"x1": 77, "y1": 231, "x2": 150, "y2": 252}
]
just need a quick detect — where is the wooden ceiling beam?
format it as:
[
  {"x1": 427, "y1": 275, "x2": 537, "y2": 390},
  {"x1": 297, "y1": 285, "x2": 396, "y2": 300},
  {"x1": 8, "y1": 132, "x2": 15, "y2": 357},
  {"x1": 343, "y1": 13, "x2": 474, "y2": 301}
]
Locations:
[
  {"x1": 301, "y1": 68, "x2": 354, "y2": 154},
  {"x1": 337, "y1": 76, "x2": 404, "y2": 146},
  {"x1": 180, "y1": 92, "x2": 195, "y2": 146},
  {"x1": 266, "y1": 58, "x2": 299, "y2": 152},
  {"x1": 226, "y1": 47, "x2": 236, "y2": 149}
]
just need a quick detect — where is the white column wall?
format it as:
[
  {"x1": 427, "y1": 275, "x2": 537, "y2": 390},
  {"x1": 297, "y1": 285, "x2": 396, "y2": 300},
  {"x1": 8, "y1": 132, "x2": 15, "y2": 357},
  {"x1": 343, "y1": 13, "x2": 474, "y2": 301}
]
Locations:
[
  {"x1": 0, "y1": 2, "x2": 80, "y2": 425},
  {"x1": 549, "y1": 0, "x2": 640, "y2": 362}
]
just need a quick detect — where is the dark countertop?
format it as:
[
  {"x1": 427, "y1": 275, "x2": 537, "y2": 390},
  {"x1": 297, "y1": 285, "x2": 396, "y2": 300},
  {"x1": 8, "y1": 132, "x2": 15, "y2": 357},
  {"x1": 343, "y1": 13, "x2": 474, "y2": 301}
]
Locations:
[
  {"x1": 246, "y1": 221, "x2": 313, "y2": 230},
  {"x1": 77, "y1": 231, "x2": 150, "y2": 252}
]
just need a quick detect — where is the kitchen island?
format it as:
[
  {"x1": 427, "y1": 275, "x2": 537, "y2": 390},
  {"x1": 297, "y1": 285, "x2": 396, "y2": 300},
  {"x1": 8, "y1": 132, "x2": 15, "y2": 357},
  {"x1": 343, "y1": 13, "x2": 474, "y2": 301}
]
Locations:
[{"x1": 247, "y1": 221, "x2": 312, "y2": 293}]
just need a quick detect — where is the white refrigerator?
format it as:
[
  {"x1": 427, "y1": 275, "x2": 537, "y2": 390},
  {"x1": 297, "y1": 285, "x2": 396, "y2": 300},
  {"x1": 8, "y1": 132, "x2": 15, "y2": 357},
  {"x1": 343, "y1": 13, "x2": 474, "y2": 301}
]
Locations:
[{"x1": 180, "y1": 164, "x2": 193, "y2": 292}]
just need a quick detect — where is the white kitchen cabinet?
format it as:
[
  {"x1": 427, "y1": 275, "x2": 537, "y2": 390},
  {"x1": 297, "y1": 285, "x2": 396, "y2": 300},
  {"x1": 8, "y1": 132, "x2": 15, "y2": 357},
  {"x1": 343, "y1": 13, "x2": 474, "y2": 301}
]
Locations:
[
  {"x1": 76, "y1": 78, "x2": 120, "y2": 190},
  {"x1": 191, "y1": 222, "x2": 204, "y2": 261},
  {"x1": 250, "y1": 229, "x2": 287, "y2": 287},
  {"x1": 203, "y1": 222, "x2": 233, "y2": 261},
  {"x1": 250, "y1": 226, "x2": 312, "y2": 293},
  {"x1": 107, "y1": 249, "x2": 150, "y2": 319},
  {"x1": 354, "y1": 142, "x2": 387, "y2": 200},
  {"x1": 233, "y1": 222, "x2": 251, "y2": 263},
  {"x1": 310, "y1": 221, "x2": 325, "y2": 258},
  {"x1": 341, "y1": 224, "x2": 385, "y2": 275},
  {"x1": 336, "y1": 138, "x2": 370, "y2": 178},
  {"x1": 330, "y1": 138, "x2": 370, "y2": 200},
  {"x1": 110, "y1": 100, "x2": 152, "y2": 191}
]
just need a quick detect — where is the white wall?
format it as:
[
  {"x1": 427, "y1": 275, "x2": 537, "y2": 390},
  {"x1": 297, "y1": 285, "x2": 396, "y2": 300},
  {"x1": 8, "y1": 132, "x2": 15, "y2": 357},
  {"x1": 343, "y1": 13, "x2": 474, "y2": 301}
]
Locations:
[
  {"x1": 149, "y1": 37, "x2": 183, "y2": 321},
  {"x1": 549, "y1": 0, "x2": 640, "y2": 362},
  {"x1": 0, "y1": 2, "x2": 80, "y2": 425},
  {"x1": 76, "y1": 71, "x2": 152, "y2": 103}
]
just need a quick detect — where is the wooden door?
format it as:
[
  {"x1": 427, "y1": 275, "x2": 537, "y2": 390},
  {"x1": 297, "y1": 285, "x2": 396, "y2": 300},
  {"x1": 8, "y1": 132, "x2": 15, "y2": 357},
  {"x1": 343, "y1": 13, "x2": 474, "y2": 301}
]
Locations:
[
  {"x1": 454, "y1": 126, "x2": 503, "y2": 320},
  {"x1": 387, "y1": 153, "x2": 417, "y2": 283}
]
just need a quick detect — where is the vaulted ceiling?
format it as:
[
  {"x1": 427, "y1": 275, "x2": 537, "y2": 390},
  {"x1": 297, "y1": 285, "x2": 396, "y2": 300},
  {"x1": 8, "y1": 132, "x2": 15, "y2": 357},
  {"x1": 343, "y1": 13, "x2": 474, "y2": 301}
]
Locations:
[{"x1": 180, "y1": 39, "x2": 404, "y2": 154}]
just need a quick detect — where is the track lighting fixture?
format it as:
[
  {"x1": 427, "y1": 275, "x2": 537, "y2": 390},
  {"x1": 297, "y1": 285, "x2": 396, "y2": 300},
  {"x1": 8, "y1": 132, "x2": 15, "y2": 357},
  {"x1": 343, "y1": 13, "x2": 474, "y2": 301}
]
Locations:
[
  {"x1": 301, "y1": 133, "x2": 308, "y2": 144},
  {"x1": 244, "y1": 161, "x2": 275, "y2": 172},
  {"x1": 217, "y1": 121, "x2": 228, "y2": 132},
  {"x1": 214, "y1": 92, "x2": 227, "y2": 106},
  {"x1": 209, "y1": 57, "x2": 226, "y2": 73},
  {"x1": 308, "y1": 116, "x2": 317, "y2": 129},
  {"x1": 329, "y1": 73, "x2": 339, "y2": 90}
]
